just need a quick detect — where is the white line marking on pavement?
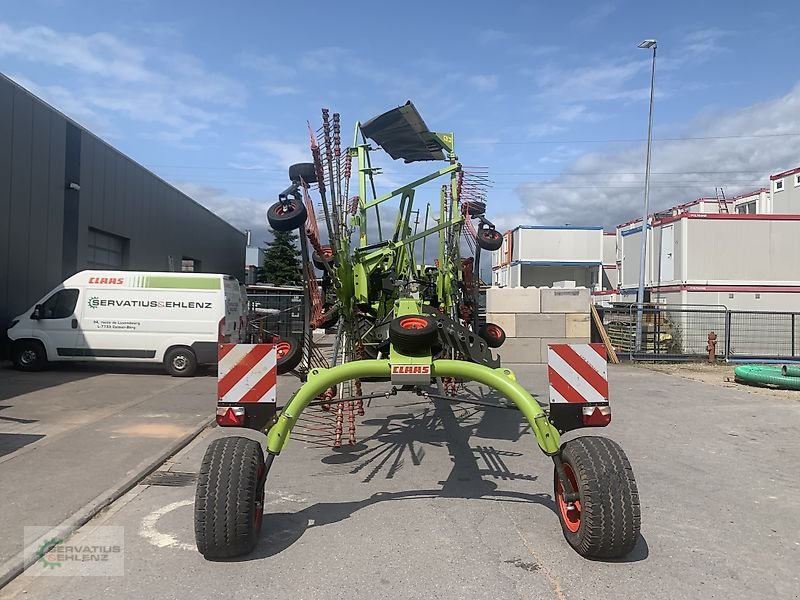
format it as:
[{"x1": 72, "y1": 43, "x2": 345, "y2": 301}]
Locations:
[{"x1": 139, "y1": 500, "x2": 195, "y2": 552}]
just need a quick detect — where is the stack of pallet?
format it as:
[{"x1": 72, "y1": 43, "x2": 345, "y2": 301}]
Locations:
[{"x1": 486, "y1": 286, "x2": 591, "y2": 364}]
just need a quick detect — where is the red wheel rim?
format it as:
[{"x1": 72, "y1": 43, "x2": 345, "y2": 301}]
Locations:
[
  {"x1": 276, "y1": 202, "x2": 296, "y2": 215},
  {"x1": 254, "y1": 463, "x2": 265, "y2": 529},
  {"x1": 484, "y1": 230, "x2": 500, "y2": 240},
  {"x1": 276, "y1": 341, "x2": 292, "y2": 358},
  {"x1": 556, "y1": 463, "x2": 582, "y2": 533},
  {"x1": 486, "y1": 324, "x2": 502, "y2": 338},
  {"x1": 399, "y1": 316, "x2": 429, "y2": 330},
  {"x1": 321, "y1": 246, "x2": 333, "y2": 258}
]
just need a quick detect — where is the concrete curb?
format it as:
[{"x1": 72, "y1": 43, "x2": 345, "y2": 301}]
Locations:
[{"x1": 0, "y1": 416, "x2": 214, "y2": 590}]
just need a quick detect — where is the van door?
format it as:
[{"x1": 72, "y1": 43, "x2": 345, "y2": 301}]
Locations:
[{"x1": 32, "y1": 288, "x2": 81, "y2": 359}]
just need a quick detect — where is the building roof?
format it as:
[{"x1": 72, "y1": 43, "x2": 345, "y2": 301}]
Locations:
[{"x1": 770, "y1": 166, "x2": 800, "y2": 181}]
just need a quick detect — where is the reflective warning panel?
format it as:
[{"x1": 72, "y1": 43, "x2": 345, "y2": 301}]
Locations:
[
  {"x1": 547, "y1": 343, "x2": 608, "y2": 404},
  {"x1": 218, "y1": 344, "x2": 277, "y2": 404}
]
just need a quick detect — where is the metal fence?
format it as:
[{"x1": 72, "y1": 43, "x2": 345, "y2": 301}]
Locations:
[
  {"x1": 601, "y1": 303, "x2": 800, "y2": 361},
  {"x1": 246, "y1": 292, "x2": 305, "y2": 340}
]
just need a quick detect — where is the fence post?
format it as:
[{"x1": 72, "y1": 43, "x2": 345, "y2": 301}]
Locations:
[
  {"x1": 724, "y1": 310, "x2": 732, "y2": 360},
  {"x1": 792, "y1": 314, "x2": 796, "y2": 358}
]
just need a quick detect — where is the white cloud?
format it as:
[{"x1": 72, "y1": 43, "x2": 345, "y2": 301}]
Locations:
[
  {"x1": 574, "y1": 2, "x2": 617, "y2": 30},
  {"x1": 466, "y1": 74, "x2": 498, "y2": 92},
  {"x1": 265, "y1": 85, "x2": 300, "y2": 96},
  {"x1": 515, "y1": 82, "x2": 800, "y2": 228},
  {"x1": 246, "y1": 140, "x2": 313, "y2": 171},
  {"x1": 174, "y1": 182, "x2": 268, "y2": 239},
  {"x1": 0, "y1": 22, "x2": 245, "y2": 143},
  {"x1": 478, "y1": 29, "x2": 510, "y2": 44}
]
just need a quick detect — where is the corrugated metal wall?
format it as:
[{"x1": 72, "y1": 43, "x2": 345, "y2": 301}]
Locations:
[{"x1": 0, "y1": 74, "x2": 246, "y2": 339}]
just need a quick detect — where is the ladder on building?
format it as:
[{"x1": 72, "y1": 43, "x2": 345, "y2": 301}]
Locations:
[{"x1": 715, "y1": 187, "x2": 729, "y2": 214}]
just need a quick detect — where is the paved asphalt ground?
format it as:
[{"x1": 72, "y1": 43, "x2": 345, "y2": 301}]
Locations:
[{"x1": 1, "y1": 363, "x2": 799, "y2": 599}]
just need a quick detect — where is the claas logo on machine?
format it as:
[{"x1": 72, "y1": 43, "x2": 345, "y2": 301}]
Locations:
[
  {"x1": 88, "y1": 277, "x2": 124, "y2": 285},
  {"x1": 391, "y1": 365, "x2": 431, "y2": 375}
]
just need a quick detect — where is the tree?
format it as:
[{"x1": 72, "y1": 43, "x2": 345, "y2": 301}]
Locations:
[{"x1": 258, "y1": 230, "x2": 301, "y2": 285}]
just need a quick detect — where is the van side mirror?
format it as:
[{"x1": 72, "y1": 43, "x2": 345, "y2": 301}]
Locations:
[{"x1": 31, "y1": 305, "x2": 42, "y2": 320}]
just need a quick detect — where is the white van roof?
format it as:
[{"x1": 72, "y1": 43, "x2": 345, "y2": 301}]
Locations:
[{"x1": 65, "y1": 270, "x2": 235, "y2": 291}]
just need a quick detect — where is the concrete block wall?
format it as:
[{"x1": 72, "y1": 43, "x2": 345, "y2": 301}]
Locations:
[{"x1": 486, "y1": 286, "x2": 591, "y2": 364}]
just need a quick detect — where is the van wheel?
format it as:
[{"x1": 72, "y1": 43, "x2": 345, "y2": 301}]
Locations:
[
  {"x1": 12, "y1": 340, "x2": 47, "y2": 372},
  {"x1": 164, "y1": 347, "x2": 197, "y2": 377}
]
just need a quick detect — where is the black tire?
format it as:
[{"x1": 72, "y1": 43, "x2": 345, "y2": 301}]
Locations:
[
  {"x1": 289, "y1": 162, "x2": 317, "y2": 184},
  {"x1": 11, "y1": 340, "x2": 47, "y2": 371},
  {"x1": 466, "y1": 200, "x2": 486, "y2": 217},
  {"x1": 164, "y1": 346, "x2": 197, "y2": 377},
  {"x1": 476, "y1": 227, "x2": 503, "y2": 251},
  {"x1": 554, "y1": 436, "x2": 640, "y2": 558},
  {"x1": 312, "y1": 246, "x2": 335, "y2": 270},
  {"x1": 267, "y1": 200, "x2": 307, "y2": 232},
  {"x1": 195, "y1": 436, "x2": 266, "y2": 559},
  {"x1": 388, "y1": 315, "x2": 439, "y2": 354},
  {"x1": 318, "y1": 304, "x2": 339, "y2": 330},
  {"x1": 421, "y1": 304, "x2": 442, "y2": 317},
  {"x1": 275, "y1": 335, "x2": 303, "y2": 374},
  {"x1": 478, "y1": 323, "x2": 506, "y2": 348}
]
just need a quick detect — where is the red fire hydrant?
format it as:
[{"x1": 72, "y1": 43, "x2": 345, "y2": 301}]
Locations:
[{"x1": 707, "y1": 332, "x2": 717, "y2": 363}]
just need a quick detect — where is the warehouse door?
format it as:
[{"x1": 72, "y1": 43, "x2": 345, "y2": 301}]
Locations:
[
  {"x1": 659, "y1": 225, "x2": 674, "y2": 282},
  {"x1": 87, "y1": 228, "x2": 128, "y2": 269}
]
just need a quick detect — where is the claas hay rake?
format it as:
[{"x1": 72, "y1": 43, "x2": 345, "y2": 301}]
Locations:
[{"x1": 195, "y1": 102, "x2": 640, "y2": 561}]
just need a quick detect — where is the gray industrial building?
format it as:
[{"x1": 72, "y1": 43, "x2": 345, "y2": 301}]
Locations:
[{"x1": 0, "y1": 73, "x2": 246, "y2": 351}]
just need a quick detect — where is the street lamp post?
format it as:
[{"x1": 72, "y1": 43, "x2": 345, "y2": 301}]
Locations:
[{"x1": 635, "y1": 39, "x2": 657, "y2": 353}]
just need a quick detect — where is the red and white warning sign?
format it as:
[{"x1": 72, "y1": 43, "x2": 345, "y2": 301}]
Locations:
[
  {"x1": 218, "y1": 344, "x2": 277, "y2": 403},
  {"x1": 547, "y1": 343, "x2": 608, "y2": 404}
]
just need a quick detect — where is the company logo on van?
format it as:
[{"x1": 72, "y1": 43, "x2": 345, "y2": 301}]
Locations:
[
  {"x1": 87, "y1": 297, "x2": 213, "y2": 310},
  {"x1": 88, "y1": 277, "x2": 124, "y2": 285}
]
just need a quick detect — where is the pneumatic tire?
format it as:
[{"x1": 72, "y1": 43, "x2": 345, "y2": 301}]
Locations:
[
  {"x1": 267, "y1": 200, "x2": 307, "y2": 231},
  {"x1": 554, "y1": 436, "x2": 641, "y2": 558},
  {"x1": 476, "y1": 227, "x2": 503, "y2": 251},
  {"x1": 388, "y1": 315, "x2": 439, "y2": 355},
  {"x1": 275, "y1": 335, "x2": 303, "y2": 374},
  {"x1": 164, "y1": 347, "x2": 197, "y2": 377},
  {"x1": 11, "y1": 340, "x2": 47, "y2": 372},
  {"x1": 195, "y1": 436, "x2": 267, "y2": 559},
  {"x1": 478, "y1": 323, "x2": 506, "y2": 348},
  {"x1": 289, "y1": 162, "x2": 317, "y2": 184},
  {"x1": 312, "y1": 246, "x2": 335, "y2": 270}
]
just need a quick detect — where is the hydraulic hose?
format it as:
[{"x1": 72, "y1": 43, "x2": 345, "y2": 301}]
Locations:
[{"x1": 734, "y1": 365, "x2": 800, "y2": 390}]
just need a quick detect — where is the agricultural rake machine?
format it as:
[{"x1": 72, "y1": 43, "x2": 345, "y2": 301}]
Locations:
[{"x1": 196, "y1": 102, "x2": 641, "y2": 561}]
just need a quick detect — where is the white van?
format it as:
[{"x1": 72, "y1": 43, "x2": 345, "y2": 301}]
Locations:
[{"x1": 7, "y1": 270, "x2": 246, "y2": 376}]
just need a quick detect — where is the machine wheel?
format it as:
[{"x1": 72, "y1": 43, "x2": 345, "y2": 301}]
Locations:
[
  {"x1": 11, "y1": 340, "x2": 47, "y2": 371},
  {"x1": 478, "y1": 323, "x2": 506, "y2": 348},
  {"x1": 554, "y1": 436, "x2": 640, "y2": 558},
  {"x1": 317, "y1": 304, "x2": 339, "y2": 330},
  {"x1": 267, "y1": 200, "x2": 307, "y2": 231},
  {"x1": 421, "y1": 304, "x2": 442, "y2": 317},
  {"x1": 466, "y1": 200, "x2": 486, "y2": 217},
  {"x1": 312, "y1": 246, "x2": 335, "y2": 270},
  {"x1": 289, "y1": 162, "x2": 317, "y2": 184},
  {"x1": 164, "y1": 346, "x2": 197, "y2": 377},
  {"x1": 275, "y1": 335, "x2": 303, "y2": 374},
  {"x1": 388, "y1": 315, "x2": 439, "y2": 354},
  {"x1": 476, "y1": 228, "x2": 503, "y2": 251},
  {"x1": 195, "y1": 436, "x2": 267, "y2": 559}
]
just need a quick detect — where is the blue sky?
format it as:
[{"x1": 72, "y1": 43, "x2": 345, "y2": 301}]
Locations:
[{"x1": 2, "y1": 0, "x2": 799, "y2": 243}]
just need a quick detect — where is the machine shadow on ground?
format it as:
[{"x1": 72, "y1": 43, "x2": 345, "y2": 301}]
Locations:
[{"x1": 214, "y1": 397, "x2": 648, "y2": 564}]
